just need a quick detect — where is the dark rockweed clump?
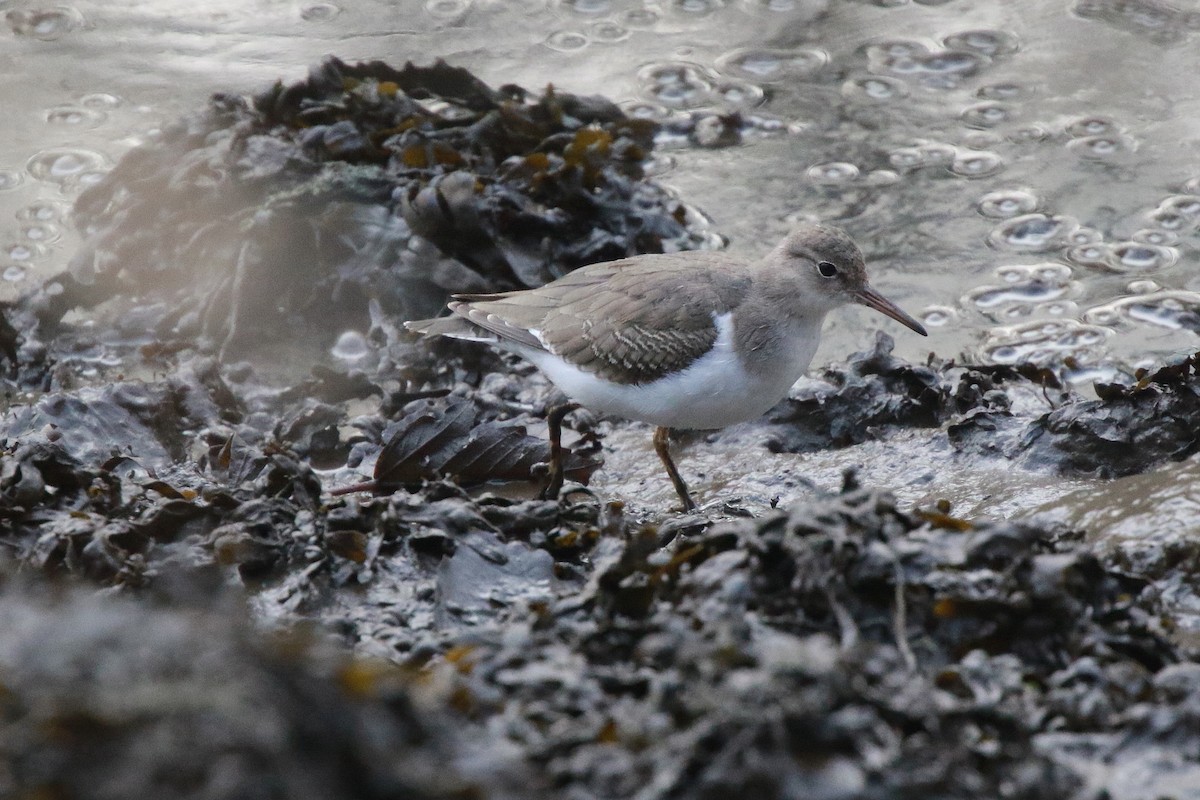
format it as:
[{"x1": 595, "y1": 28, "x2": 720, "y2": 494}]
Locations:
[
  {"x1": 949, "y1": 350, "x2": 1200, "y2": 477},
  {"x1": 764, "y1": 331, "x2": 1200, "y2": 484},
  {"x1": 421, "y1": 481, "x2": 1189, "y2": 799},
  {"x1": 4, "y1": 471, "x2": 1196, "y2": 798},
  {"x1": 0, "y1": 56, "x2": 707, "y2": 387},
  {"x1": 0, "y1": 370, "x2": 598, "y2": 591},
  {"x1": 0, "y1": 574, "x2": 512, "y2": 800}
]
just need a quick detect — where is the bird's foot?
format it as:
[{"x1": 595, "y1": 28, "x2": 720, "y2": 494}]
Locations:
[{"x1": 538, "y1": 401, "x2": 582, "y2": 500}]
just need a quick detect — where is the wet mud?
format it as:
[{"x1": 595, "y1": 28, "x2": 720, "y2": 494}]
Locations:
[{"x1": 4, "y1": 59, "x2": 1200, "y2": 799}]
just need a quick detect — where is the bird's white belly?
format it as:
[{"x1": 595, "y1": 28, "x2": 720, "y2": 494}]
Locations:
[{"x1": 519, "y1": 312, "x2": 818, "y2": 430}]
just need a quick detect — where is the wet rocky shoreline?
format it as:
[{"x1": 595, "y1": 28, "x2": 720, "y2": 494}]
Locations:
[{"x1": 3, "y1": 59, "x2": 1200, "y2": 799}]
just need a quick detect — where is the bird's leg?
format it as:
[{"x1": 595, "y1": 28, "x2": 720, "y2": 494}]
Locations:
[
  {"x1": 539, "y1": 401, "x2": 582, "y2": 500},
  {"x1": 653, "y1": 426, "x2": 697, "y2": 513}
]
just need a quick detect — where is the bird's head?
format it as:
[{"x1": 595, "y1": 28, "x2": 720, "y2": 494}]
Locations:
[{"x1": 776, "y1": 223, "x2": 928, "y2": 336}]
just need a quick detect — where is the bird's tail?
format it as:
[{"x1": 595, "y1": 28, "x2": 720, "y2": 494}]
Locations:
[{"x1": 404, "y1": 316, "x2": 497, "y2": 343}]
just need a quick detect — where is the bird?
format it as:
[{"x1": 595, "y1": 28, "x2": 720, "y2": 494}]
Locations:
[{"x1": 406, "y1": 222, "x2": 928, "y2": 512}]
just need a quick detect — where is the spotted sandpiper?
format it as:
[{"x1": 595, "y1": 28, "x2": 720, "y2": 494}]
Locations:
[{"x1": 407, "y1": 223, "x2": 927, "y2": 511}]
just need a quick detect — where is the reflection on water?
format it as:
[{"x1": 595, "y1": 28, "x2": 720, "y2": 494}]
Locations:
[{"x1": 1032, "y1": 457, "x2": 1200, "y2": 543}]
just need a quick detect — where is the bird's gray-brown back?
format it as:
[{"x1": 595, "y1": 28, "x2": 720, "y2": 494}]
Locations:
[{"x1": 450, "y1": 251, "x2": 754, "y2": 385}]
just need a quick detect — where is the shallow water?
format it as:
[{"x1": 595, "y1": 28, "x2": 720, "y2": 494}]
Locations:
[{"x1": 4, "y1": 0, "x2": 1200, "y2": 525}]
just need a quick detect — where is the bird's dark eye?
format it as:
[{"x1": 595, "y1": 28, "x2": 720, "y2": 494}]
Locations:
[{"x1": 817, "y1": 261, "x2": 838, "y2": 278}]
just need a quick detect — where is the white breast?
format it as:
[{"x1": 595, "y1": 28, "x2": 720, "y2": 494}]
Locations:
[{"x1": 516, "y1": 312, "x2": 819, "y2": 430}]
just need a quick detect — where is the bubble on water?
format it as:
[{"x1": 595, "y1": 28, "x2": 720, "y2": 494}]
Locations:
[
  {"x1": 1085, "y1": 291, "x2": 1200, "y2": 331},
  {"x1": 622, "y1": 101, "x2": 670, "y2": 120},
  {"x1": 1145, "y1": 206, "x2": 1198, "y2": 234},
  {"x1": 424, "y1": 0, "x2": 469, "y2": 16},
  {"x1": 6, "y1": 7, "x2": 84, "y2": 40},
  {"x1": 962, "y1": 131, "x2": 1002, "y2": 150},
  {"x1": 997, "y1": 266, "x2": 1024, "y2": 284},
  {"x1": 622, "y1": 7, "x2": 661, "y2": 26},
  {"x1": 943, "y1": 29, "x2": 1020, "y2": 56},
  {"x1": 1108, "y1": 242, "x2": 1177, "y2": 271},
  {"x1": 716, "y1": 47, "x2": 827, "y2": 82},
  {"x1": 1067, "y1": 135, "x2": 1133, "y2": 159},
  {"x1": 673, "y1": 0, "x2": 721, "y2": 14},
  {"x1": 81, "y1": 93, "x2": 122, "y2": 109},
  {"x1": 22, "y1": 223, "x2": 59, "y2": 243},
  {"x1": 1150, "y1": 306, "x2": 1199, "y2": 332},
  {"x1": 590, "y1": 20, "x2": 630, "y2": 42},
  {"x1": 1132, "y1": 228, "x2": 1178, "y2": 246},
  {"x1": 545, "y1": 30, "x2": 589, "y2": 51},
  {"x1": 921, "y1": 305, "x2": 956, "y2": 327},
  {"x1": 17, "y1": 201, "x2": 65, "y2": 222},
  {"x1": 556, "y1": 0, "x2": 611, "y2": 14},
  {"x1": 841, "y1": 76, "x2": 909, "y2": 102},
  {"x1": 1067, "y1": 227, "x2": 1102, "y2": 245},
  {"x1": 865, "y1": 169, "x2": 900, "y2": 186},
  {"x1": 968, "y1": 263, "x2": 1076, "y2": 316},
  {"x1": 968, "y1": 280, "x2": 1069, "y2": 310},
  {"x1": 923, "y1": 50, "x2": 984, "y2": 74},
  {"x1": 1033, "y1": 263, "x2": 1073, "y2": 282},
  {"x1": 990, "y1": 213, "x2": 1074, "y2": 251},
  {"x1": 715, "y1": 79, "x2": 765, "y2": 108},
  {"x1": 3, "y1": 265, "x2": 26, "y2": 282},
  {"x1": 918, "y1": 142, "x2": 957, "y2": 164},
  {"x1": 977, "y1": 189, "x2": 1038, "y2": 218},
  {"x1": 744, "y1": 0, "x2": 803, "y2": 10},
  {"x1": 951, "y1": 150, "x2": 1005, "y2": 178},
  {"x1": 866, "y1": 39, "x2": 985, "y2": 88},
  {"x1": 977, "y1": 82, "x2": 1025, "y2": 100},
  {"x1": 6, "y1": 243, "x2": 37, "y2": 262},
  {"x1": 1008, "y1": 125, "x2": 1049, "y2": 145},
  {"x1": 1043, "y1": 301, "x2": 1078, "y2": 316},
  {"x1": 331, "y1": 330, "x2": 370, "y2": 362},
  {"x1": 1073, "y1": 0, "x2": 1189, "y2": 44},
  {"x1": 1127, "y1": 279, "x2": 1160, "y2": 294},
  {"x1": 1158, "y1": 194, "x2": 1200, "y2": 218},
  {"x1": 806, "y1": 162, "x2": 860, "y2": 185},
  {"x1": 1066, "y1": 116, "x2": 1116, "y2": 137},
  {"x1": 1085, "y1": 307, "x2": 1120, "y2": 326},
  {"x1": 0, "y1": 171, "x2": 23, "y2": 191},
  {"x1": 990, "y1": 345, "x2": 1018, "y2": 362},
  {"x1": 639, "y1": 62, "x2": 714, "y2": 108},
  {"x1": 742, "y1": 113, "x2": 792, "y2": 135},
  {"x1": 1183, "y1": 176, "x2": 1200, "y2": 194},
  {"x1": 26, "y1": 148, "x2": 109, "y2": 184},
  {"x1": 983, "y1": 319, "x2": 1111, "y2": 367},
  {"x1": 300, "y1": 3, "x2": 341, "y2": 20},
  {"x1": 961, "y1": 102, "x2": 1010, "y2": 128},
  {"x1": 863, "y1": 40, "x2": 930, "y2": 60},
  {"x1": 888, "y1": 148, "x2": 923, "y2": 169},
  {"x1": 887, "y1": 141, "x2": 956, "y2": 171},
  {"x1": 45, "y1": 106, "x2": 107, "y2": 127},
  {"x1": 1065, "y1": 243, "x2": 1111, "y2": 268}
]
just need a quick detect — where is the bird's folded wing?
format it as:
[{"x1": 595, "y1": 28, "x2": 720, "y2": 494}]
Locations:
[{"x1": 452, "y1": 255, "x2": 752, "y2": 385}]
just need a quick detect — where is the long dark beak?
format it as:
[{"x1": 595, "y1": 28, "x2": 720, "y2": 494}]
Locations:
[{"x1": 854, "y1": 286, "x2": 928, "y2": 336}]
